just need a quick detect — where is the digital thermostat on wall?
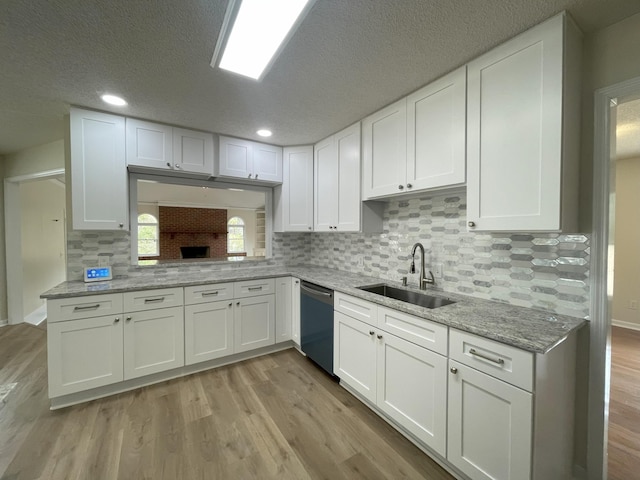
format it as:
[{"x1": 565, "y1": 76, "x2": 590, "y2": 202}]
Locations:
[{"x1": 84, "y1": 266, "x2": 113, "y2": 282}]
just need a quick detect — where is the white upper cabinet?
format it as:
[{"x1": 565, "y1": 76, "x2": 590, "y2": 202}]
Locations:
[
  {"x1": 314, "y1": 123, "x2": 376, "y2": 232},
  {"x1": 126, "y1": 118, "x2": 214, "y2": 175},
  {"x1": 362, "y1": 66, "x2": 467, "y2": 200},
  {"x1": 406, "y1": 66, "x2": 466, "y2": 191},
  {"x1": 69, "y1": 107, "x2": 129, "y2": 231},
  {"x1": 466, "y1": 12, "x2": 580, "y2": 232},
  {"x1": 362, "y1": 99, "x2": 407, "y2": 198},
  {"x1": 273, "y1": 146, "x2": 314, "y2": 232},
  {"x1": 172, "y1": 127, "x2": 214, "y2": 175},
  {"x1": 217, "y1": 136, "x2": 283, "y2": 184}
]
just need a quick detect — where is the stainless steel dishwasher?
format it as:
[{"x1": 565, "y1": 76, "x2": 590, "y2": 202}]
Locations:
[{"x1": 300, "y1": 281, "x2": 336, "y2": 377}]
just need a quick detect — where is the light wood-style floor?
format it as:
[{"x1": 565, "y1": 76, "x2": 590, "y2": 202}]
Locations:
[
  {"x1": 608, "y1": 326, "x2": 640, "y2": 480},
  {"x1": 0, "y1": 323, "x2": 453, "y2": 480}
]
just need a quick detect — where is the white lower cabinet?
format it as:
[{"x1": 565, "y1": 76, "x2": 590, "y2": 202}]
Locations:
[
  {"x1": 334, "y1": 308, "x2": 447, "y2": 456},
  {"x1": 48, "y1": 314, "x2": 124, "y2": 397},
  {"x1": 234, "y1": 294, "x2": 275, "y2": 353},
  {"x1": 447, "y1": 360, "x2": 532, "y2": 480},
  {"x1": 184, "y1": 300, "x2": 234, "y2": 365},
  {"x1": 123, "y1": 306, "x2": 185, "y2": 380}
]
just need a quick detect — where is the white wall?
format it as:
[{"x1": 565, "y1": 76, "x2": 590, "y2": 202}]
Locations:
[
  {"x1": 612, "y1": 156, "x2": 640, "y2": 327},
  {"x1": 227, "y1": 209, "x2": 256, "y2": 255},
  {"x1": 19, "y1": 179, "x2": 66, "y2": 317}
]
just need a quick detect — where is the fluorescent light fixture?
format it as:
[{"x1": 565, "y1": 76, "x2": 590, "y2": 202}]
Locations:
[
  {"x1": 228, "y1": 188, "x2": 245, "y2": 192},
  {"x1": 101, "y1": 94, "x2": 127, "y2": 106},
  {"x1": 213, "y1": 0, "x2": 312, "y2": 80},
  {"x1": 256, "y1": 129, "x2": 272, "y2": 137}
]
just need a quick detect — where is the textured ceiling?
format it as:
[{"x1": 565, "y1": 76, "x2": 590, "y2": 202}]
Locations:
[{"x1": 2, "y1": 0, "x2": 640, "y2": 155}]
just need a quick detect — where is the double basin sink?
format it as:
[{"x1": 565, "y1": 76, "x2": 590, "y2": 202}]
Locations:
[{"x1": 357, "y1": 284, "x2": 455, "y2": 309}]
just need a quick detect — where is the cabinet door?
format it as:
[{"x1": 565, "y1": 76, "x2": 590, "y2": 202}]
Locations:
[
  {"x1": 334, "y1": 311, "x2": 377, "y2": 404},
  {"x1": 69, "y1": 108, "x2": 128, "y2": 230},
  {"x1": 234, "y1": 294, "x2": 275, "y2": 353},
  {"x1": 314, "y1": 136, "x2": 337, "y2": 231},
  {"x1": 335, "y1": 123, "x2": 361, "y2": 232},
  {"x1": 466, "y1": 15, "x2": 564, "y2": 231},
  {"x1": 291, "y1": 278, "x2": 301, "y2": 346},
  {"x1": 218, "y1": 136, "x2": 253, "y2": 179},
  {"x1": 125, "y1": 118, "x2": 173, "y2": 170},
  {"x1": 407, "y1": 66, "x2": 466, "y2": 191},
  {"x1": 173, "y1": 127, "x2": 214, "y2": 175},
  {"x1": 275, "y1": 277, "x2": 292, "y2": 343},
  {"x1": 123, "y1": 306, "x2": 184, "y2": 380},
  {"x1": 278, "y1": 146, "x2": 313, "y2": 232},
  {"x1": 448, "y1": 360, "x2": 532, "y2": 480},
  {"x1": 184, "y1": 300, "x2": 234, "y2": 365},
  {"x1": 362, "y1": 99, "x2": 407, "y2": 199},
  {"x1": 253, "y1": 143, "x2": 283, "y2": 183},
  {"x1": 48, "y1": 315, "x2": 124, "y2": 397},
  {"x1": 377, "y1": 333, "x2": 447, "y2": 456}
]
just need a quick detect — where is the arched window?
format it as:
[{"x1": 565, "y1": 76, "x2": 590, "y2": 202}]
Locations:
[
  {"x1": 227, "y1": 217, "x2": 245, "y2": 253},
  {"x1": 138, "y1": 213, "x2": 159, "y2": 256}
]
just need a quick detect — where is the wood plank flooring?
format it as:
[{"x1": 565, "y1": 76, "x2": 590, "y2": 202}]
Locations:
[
  {"x1": 0, "y1": 323, "x2": 453, "y2": 480},
  {"x1": 608, "y1": 326, "x2": 640, "y2": 480}
]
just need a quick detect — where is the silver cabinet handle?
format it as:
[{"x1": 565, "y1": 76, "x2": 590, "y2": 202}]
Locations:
[
  {"x1": 468, "y1": 221, "x2": 476, "y2": 228},
  {"x1": 398, "y1": 185, "x2": 404, "y2": 190},
  {"x1": 247, "y1": 286, "x2": 262, "y2": 291},
  {"x1": 166, "y1": 162, "x2": 171, "y2": 168},
  {"x1": 377, "y1": 334, "x2": 383, "y2": 339},
  {"x1": 114, "y1": 317, "x2": 120, "y2": 323},
  {"x1": 119, "y1": 223, "x2": 124, "y2": 228},
  {"x1": 236, "y1": 301, "x2": 240, "y2": 306},
  {"x1": 369, "y1": 330, "x2": 375, "y2": 336},
  {"x1": 248, "y1": 173, "x2": 252, "y2": 178},
  {"x1": 469, "y1": 348, "x2": 504, "y2": 365},
  {"x1": 126, "y1": 316, "x2": 132, "y2": 321},
  {"x1": 144, "y1": 297, "x2": 165, "y2": 304},
  {"x1": 174, "y1": 164, "x2": 181, "y2": 169},
  {"x1": 73, "y1": 304, "x2": 100, "y2": 311},
  {"x1": 228, "y1": 303, "x2": 233, "y2": 307},
  {"x1": 450, "y1": 367, "x2": 458, "y2": 374},
  {"x1": 407, "y1": 183, "x2": 412, "y2": 188},
  {"x1": 255, "y1": 174, "x2": 258, "y2": 179},
  {"x1": 201, "y1": 291, "x2": 219, "y2": 297}
]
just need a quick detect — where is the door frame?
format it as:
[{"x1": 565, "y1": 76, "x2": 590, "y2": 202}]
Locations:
[
  {"x1": 588, "y1": 75, "x2": 640, "y2": 480},
  {"x1": 4, "y1": 168, "x2": 65, "y2": 325}
]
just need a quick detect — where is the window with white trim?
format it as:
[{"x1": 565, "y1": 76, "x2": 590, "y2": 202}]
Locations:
[
  {"x1": 138, "y1": 213, "x2": 159, "y2": 256},
  {"x1": 227, "y1": 216, "x2": 245, "y2": 253}
]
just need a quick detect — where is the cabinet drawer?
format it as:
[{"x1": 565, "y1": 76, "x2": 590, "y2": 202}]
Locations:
[
  {"x1": 234, "y1": 278, "x2": 275, "y2": 298},
  {"x1": 123, "y1": 288, "x2": 184, "y2": 312},
  {"x1": 184, "y1": 283, "x2": 234, "y2": 305},
  {"x1": 334, "y1": 292, "x2": 377, "y2": 324},
  {"x1": 449, "y1": 329, "x2": 533, "y2": 391},
  {"x1": 377, "y1": 306, "x2": 448, "y2": 356},
  {"x1": 47, "y1": 293, "x2": 123, "y2": 323}
]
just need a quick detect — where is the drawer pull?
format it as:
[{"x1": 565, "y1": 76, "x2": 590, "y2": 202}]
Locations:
[
  {"x1": 144, "y1": 297, "x2": 165, "y2": 304},
  {"x1": 469, "y1": 348, "x2": 504, "y2": 365},
  {"x1": 201, "y1": 291, "x2": 219, "y2": 297},
  {"x1": 247, "y1": 286, "x2": 263, "y2": 291},
  {"x1": 73, "y1": 304, "x2": 100, "y2": 311}
]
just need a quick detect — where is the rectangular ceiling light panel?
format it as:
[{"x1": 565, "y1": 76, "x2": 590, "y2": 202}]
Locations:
[{"x1": 218, "y1": 0, "x2": 311, "y2": 80}]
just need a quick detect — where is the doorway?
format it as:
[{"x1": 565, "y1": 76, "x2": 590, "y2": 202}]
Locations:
[
  {"x1": 589, "y1": 76, "x2": 640, "y2": 480},
  {"x1": 4, "y1": 169, "x2": 66, "y2": 325}
]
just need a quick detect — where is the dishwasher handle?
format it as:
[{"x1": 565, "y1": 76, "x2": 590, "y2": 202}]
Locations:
[{"x1": 300, "y1": 281, "x2": 334, "y2": 306}]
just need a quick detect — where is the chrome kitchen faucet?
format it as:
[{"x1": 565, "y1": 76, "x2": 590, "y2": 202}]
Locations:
[{"x1": 410, "y1": 242, "x2": 435, "y2": 290}]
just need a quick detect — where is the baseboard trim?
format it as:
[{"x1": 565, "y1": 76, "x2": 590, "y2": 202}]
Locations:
[
  {"x1": 611, "y1": 319, "x2": 640, "y2": 331},
  {"x1": 24, "y1": 304, "x2": 47, "y2": 326},
  {"x1": 0, "y1": 319, "x2": 8, "y2": 327}
]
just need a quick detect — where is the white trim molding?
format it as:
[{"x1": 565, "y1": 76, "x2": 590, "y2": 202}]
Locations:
[
  {"x1": 589, "y1": 75, "x2": 640, "y2": 480},
  {"x1": 611, "y1": 319, "x2": 640, "y2": 332}
]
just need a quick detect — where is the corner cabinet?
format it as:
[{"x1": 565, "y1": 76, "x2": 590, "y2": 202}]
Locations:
[
  {"x1": 466, "y1": 12, "x2": 581, "y2": 232},
  {"x1": 273, "y1": 146, "x2": 314, "y2": 232},
  {"x1": 314, "y1": 123, "x2": 382, "y2": 233},
  {"x1": 216, "y1": 136, "x2": 283, "y2": 184},
  {"x1": 69, "y1": 108, "x2": 129, "y2": 230},
  {"x1": 362, "y1": 66, "x2": 466, "y2": 199}
]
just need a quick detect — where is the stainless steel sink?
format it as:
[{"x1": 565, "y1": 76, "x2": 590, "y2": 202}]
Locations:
[{"x1": 357, "y1": 284, "x2": 456, "y2": 309}]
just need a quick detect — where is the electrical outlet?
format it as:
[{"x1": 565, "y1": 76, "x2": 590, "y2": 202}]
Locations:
[
  {"x1": 357, "y1": 255, "x2": 364, "y2": 267},
  {"x1": 630, "y1": 300, "x2": 638, "y2": 310},
  {"x1": 433, "y1": 263, "x2": 443, "y2": 279}
]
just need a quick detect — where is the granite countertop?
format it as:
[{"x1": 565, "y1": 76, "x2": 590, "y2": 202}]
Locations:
[{"x1": 41, "y1": 265, "x2": 586, "y2": 354}]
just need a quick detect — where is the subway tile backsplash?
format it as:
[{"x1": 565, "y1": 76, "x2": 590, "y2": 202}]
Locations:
[{"x1": 67, "y1": 191, "x2": 590, "y2": 319}]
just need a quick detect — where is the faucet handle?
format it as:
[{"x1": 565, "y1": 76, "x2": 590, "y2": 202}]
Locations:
[{"x1": 423, "y1": 271, "x2": 436, "y2": 286}]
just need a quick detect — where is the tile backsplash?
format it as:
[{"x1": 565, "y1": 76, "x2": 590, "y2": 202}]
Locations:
[{"x1": 67, "y1": 191, "x2": 590, "y2": 319}]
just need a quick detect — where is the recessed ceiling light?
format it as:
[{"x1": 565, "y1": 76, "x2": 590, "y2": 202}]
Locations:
[
  {"x1": 213, "y1": 0, "x2": 313, "y2": 80},
  {"x1": 256, "y1": 129, "x2": 273, "y2": 137},
  {"x1": 101, "y1": 94, "x2": 127, "y2": 106}
]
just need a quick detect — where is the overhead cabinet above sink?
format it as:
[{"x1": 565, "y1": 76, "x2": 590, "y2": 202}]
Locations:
[{"x1": 216, "y1": 136, "x2": 283, "y2": 184}]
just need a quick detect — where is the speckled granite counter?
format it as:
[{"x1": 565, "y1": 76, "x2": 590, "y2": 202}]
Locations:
[{"x1": 42, "y1": 265, "x2": 586, "y2": 354}]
